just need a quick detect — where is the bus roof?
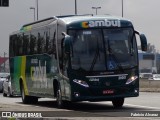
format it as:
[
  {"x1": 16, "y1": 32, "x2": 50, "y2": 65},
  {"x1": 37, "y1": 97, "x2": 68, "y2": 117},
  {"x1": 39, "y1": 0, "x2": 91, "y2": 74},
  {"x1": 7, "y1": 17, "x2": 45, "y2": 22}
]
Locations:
[
  {"x1": 58, "y1": 15, "x2": 129, "y2": 23},
  {"x1": 12, "y1": 15, "x2": 133, "y2": 34},
  {"x1": 58, "y1": 15, "x2": 133, "y2": 29}
]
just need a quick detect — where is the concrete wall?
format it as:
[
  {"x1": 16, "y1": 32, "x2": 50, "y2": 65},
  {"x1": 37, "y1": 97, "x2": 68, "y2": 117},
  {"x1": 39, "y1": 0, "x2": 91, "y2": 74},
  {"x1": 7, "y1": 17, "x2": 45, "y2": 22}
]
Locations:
[{"x1": 140, "y1": 79, "x2": 160, "y2": 92}]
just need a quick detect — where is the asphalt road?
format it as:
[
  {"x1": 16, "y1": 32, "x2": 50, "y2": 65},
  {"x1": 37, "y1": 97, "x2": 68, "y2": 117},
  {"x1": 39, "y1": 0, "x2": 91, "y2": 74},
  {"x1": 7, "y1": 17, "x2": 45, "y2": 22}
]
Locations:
[{"x1": 0, "y1": 92, "x2": 160, "y2": 120}]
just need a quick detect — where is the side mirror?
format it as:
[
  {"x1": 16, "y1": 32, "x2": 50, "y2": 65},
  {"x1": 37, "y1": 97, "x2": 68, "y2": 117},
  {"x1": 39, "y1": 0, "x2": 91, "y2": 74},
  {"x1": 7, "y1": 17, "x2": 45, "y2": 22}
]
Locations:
[
  {"x1": 135, "y1": 31, "x2": 147, "y2": 51},
  {"x1": 140, "y1": 34, "x2": 147, "y2": 51}
]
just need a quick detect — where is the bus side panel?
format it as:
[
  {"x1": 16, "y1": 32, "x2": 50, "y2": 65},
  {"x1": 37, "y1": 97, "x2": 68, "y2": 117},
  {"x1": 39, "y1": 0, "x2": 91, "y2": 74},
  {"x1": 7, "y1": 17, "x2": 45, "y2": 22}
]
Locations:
[
  {"x1": 10, "y1": 56, "x2": 23, "y2": 95},
  {"x1": 26, "y1": 54, "x2": 57, "y2": 96}
]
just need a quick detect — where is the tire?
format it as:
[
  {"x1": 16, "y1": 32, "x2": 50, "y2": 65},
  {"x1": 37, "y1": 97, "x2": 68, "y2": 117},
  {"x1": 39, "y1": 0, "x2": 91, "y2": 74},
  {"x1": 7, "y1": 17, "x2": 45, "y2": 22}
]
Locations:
[
  {"x1": 30, "y1": 96, "x2": 38, "y2": 104},
  {"x1": 21, "y1": 83, "x2": 30, "y2": 104},
  {"x1": 21, "y1": 83, "x2": 38, "y2": 104},
  {"x1": 3, "y1": 89, "x2": 7, "y2": 97},
  {"x1": 56, "y1": 89, "x2": 64, "y2": 108},
  {"x1": 112, "y1": 98, "x2": 124, "y2": 108},
  {"x1": 8, "y1": 88, "x2": 13, "y2": 97}
]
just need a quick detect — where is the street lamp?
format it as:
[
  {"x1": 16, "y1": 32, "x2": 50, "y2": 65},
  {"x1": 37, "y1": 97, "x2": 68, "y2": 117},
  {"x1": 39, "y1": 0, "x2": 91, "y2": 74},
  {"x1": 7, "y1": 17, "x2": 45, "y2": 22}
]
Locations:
[
  {"x1": 92, "y1": 7, "x2": 101, "y2": 15},
  {"x1": 122, "y1": 0, "x2": 124, "y2": 17},
  {"x1": 30, "y1": 0, "x2": 38, "y2": 21},
  {"x1": 30, "y1": 7, "x2": 36, "y2": 21}
]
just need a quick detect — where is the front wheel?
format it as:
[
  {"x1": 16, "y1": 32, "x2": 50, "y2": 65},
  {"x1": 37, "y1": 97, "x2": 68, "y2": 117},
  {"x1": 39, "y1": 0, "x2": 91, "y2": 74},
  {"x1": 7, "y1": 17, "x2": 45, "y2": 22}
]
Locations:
[
  {"x1": 21, "y1": 84, "x2": 38, "y2": 104},
  {"x1": 21, "y1": 83, "x2": 30, "y2": 104},
  {"x1": 8, "y1": 88, "x2": 13, "y2": 97},
  {"x1": 112, "y1": 98, "x2": 124, "y2": 108},
  {"x1": 56, "y1": 89, "x2": 64, "y2": 108},
  {"x1": 3, "y1": 89, "x2": 7, "y2": 97}
]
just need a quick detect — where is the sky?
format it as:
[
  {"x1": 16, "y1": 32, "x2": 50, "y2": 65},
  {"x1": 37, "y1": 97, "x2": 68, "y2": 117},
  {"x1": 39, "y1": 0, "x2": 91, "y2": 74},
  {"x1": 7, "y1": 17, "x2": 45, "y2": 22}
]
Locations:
[{"x1": 0, "y1": 0, "x2": 160, "y2": 57}]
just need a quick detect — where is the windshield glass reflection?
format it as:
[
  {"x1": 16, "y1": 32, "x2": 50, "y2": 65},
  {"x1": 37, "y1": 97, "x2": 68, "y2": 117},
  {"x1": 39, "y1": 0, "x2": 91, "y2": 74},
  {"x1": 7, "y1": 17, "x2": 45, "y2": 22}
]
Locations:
[{"x1": 68, "y1": 28, "x2": 137, "y2": 72}]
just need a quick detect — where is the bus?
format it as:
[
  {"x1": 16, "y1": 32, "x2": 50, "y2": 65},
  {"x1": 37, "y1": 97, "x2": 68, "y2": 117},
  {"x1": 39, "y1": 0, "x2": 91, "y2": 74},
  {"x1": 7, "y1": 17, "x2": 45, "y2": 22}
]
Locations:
[{"x1": 9, "y1": 15, "x2": 147, "y2": 108}]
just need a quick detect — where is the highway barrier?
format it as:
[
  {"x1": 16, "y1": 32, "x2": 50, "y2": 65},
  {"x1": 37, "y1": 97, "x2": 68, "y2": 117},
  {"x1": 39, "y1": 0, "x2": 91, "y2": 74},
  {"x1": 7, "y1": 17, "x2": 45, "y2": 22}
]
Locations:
[{"x1": 140, "y1": 79, "x2": 160, "y2": 92}]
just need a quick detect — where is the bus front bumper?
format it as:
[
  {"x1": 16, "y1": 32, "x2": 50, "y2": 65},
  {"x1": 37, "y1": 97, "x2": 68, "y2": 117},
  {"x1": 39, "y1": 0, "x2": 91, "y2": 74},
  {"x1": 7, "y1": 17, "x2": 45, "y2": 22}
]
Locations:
[{"x1": 70, "y1": 86, "x2": 139, "y2": 102}]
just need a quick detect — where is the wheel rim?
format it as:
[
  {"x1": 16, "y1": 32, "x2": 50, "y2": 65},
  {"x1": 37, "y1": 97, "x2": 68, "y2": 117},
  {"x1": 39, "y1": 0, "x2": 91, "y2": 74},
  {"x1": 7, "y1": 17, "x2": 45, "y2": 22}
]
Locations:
[{"x1": 57, "y1": 90, "x2": 62, "y2": 107}]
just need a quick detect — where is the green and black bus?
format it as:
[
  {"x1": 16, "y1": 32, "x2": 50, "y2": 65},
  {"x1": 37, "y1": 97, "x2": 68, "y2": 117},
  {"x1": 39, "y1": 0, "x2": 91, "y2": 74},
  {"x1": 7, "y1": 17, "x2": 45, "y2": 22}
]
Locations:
[{"x1": 9, "y1": 15, "x2": 147, "y2": 108}]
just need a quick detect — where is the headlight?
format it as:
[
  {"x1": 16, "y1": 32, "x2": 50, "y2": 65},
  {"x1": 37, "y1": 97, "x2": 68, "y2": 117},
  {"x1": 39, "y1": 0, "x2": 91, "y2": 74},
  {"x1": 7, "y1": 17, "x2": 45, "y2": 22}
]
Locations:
[
  {"x1": 73, "y1": 79, "x2": 89, "y2": 87},
  {"x1": 126, "y1": 76, "x2": 138, "y2": 85}
]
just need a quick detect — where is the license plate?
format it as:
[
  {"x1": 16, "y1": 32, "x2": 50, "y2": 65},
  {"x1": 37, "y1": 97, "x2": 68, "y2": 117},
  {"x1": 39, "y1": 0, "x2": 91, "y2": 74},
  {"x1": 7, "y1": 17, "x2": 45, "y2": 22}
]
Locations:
[{"x1": 103, "y1": 90, "x2": 114, "y2": 94}]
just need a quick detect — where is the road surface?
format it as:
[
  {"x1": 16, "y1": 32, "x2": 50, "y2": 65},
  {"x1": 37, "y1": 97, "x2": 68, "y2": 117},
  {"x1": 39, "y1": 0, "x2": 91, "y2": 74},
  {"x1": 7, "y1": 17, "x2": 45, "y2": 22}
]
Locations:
[{"x1": 0, "y1": 92, "x2": 160, "y2": 120}]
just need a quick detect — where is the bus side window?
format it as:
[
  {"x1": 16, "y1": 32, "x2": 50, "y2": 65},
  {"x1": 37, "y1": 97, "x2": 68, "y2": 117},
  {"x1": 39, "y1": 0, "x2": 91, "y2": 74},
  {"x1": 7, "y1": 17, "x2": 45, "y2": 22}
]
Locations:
[
  {"x1": 45, "y1": 31, "x2": 49, "y2": 53},
  {"x1": 52, "y1": 31, "x2": 56, "y2": 54},
  {"x1": 17, "y1": 34, "x2": 23, "y2": 56},
  {"x1": 37, "y1": 32, "x2": 42, "y2": 54},
  {"x1": 48, "y1": 29, "x2": 56, "y2": 55},
  {"x1": 23, "y1": 33, "x2": 30, "y2": 55},
  {"x1": 30, "y1": 33, "x2": 37, "y2": 55},
  {"x1": 14, "y1": 36, "x2": 17, "y2": 56},
  {"x1": 44, "y1": 28, "x2": 55, "y2": 55},
  {"x1": 10, "y1": 35, "x2": 17, "y2": 57},
  {"x1": 37, "y1": 30, "x2": 46, "y2": 54}
]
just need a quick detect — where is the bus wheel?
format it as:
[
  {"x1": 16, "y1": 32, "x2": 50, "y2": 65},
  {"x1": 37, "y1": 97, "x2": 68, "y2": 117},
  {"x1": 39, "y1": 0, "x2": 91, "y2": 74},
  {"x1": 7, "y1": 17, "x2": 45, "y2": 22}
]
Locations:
[
  {"x1": 56, "y1": 89, "x2": 63, "y2": 108},
  {"x1": 3, "y1": 90, "x2": 7, "y2": 97},
  {"x1": 112, "y1": 98, "x2": 124, "y2": 108},
  {"x1": 8, "y1": 88, "x2": 13, "y2": 97},
  {"x1": 21, "y1": 84, "x2": 30, "y2": 104},
  {"x1": 21, "y1": 83, "x2": 38, "y2": 104},
  {"x1": 30, "y1": 96, "x2": 38, "y2": 104}
]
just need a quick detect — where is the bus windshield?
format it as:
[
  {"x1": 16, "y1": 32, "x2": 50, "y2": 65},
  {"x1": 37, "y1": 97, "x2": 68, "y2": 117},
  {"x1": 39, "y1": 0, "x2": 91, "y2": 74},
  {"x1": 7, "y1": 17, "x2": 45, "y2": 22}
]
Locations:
[{"x1": 68, "y1": 28, "x2": 137, "y2": 71}]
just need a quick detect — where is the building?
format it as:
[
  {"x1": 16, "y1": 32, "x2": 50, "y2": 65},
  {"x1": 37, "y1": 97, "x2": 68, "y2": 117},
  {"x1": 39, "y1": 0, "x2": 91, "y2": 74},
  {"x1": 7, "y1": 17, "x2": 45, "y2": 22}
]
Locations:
[
  {"x1": 0, "y1": 57, "x2": 8, "y2": 72},
  {"x1": 138, "y1": 50, "x2": 156, "y2": 78}
]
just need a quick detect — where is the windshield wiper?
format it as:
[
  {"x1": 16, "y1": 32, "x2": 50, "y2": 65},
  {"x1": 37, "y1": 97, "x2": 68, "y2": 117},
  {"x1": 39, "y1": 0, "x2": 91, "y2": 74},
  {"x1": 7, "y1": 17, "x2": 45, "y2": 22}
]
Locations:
[{"x1": 90, "y1": 40, "x2": 100, "y2": 71}]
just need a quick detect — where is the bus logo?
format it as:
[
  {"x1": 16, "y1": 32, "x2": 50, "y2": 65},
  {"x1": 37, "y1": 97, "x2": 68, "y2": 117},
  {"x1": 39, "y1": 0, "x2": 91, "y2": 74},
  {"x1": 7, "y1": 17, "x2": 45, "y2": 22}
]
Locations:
[{"x1": 81, "y1": 19, "x2": 121, "y2": 28}]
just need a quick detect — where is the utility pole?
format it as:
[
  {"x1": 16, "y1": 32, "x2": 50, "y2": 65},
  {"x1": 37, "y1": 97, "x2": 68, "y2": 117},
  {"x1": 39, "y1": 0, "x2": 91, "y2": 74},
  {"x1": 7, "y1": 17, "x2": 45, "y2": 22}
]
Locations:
[
  {"x1": 122, "y1": 0, "x2": 124, "y2": 17},
  {"x1": 36, "y1": 0, "x2": 39, "y2": 20},
  {"x1": 75, "y1": 0, "x2": 77, "y2": 15}
]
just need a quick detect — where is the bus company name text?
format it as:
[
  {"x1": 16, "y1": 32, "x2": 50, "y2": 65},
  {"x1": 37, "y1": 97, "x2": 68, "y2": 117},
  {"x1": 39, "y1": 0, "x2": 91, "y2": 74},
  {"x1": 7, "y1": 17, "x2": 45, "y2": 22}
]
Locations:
[
  {"x1": 31, "y1": 59, "x2": 47, "y2": 82},
  {"x1": 82, "y1": 19, "x2": 121, "y2": 28}
]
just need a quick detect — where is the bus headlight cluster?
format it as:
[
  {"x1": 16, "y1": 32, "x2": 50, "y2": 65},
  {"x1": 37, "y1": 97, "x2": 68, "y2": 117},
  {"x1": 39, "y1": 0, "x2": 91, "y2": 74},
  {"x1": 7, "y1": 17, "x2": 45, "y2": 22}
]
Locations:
[
  {"x1": 126, "y1": 76, "x2": 138, "y2": 85},
  {"x1": 73, "y1": 79, "x2": 89, "y2": 88}
]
